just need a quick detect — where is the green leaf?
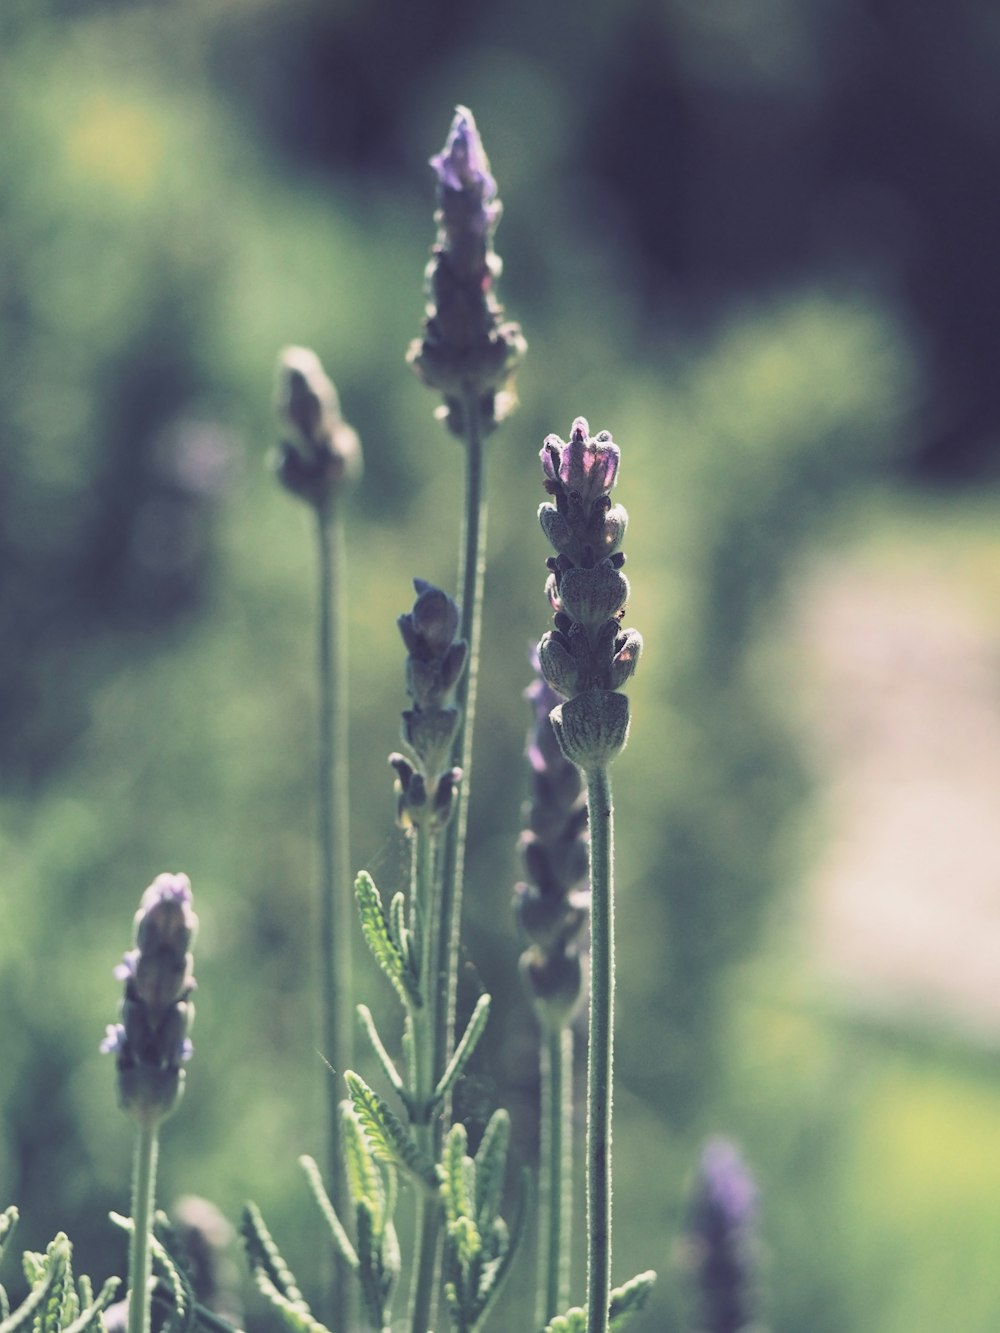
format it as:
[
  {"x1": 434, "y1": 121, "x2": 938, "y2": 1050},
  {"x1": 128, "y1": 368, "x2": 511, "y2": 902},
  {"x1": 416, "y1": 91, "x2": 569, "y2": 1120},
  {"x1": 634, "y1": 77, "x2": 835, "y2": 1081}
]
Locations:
[
  {"x1": 344, "y1": 1072, "x2": 437, "y2": 1189},
  {"x1": 239, "y1": 1203, "x2": 307, "y2": 1308},
  {"x1": 609, "y1": 1270, "x2": 656, "y2": 1331},
  {"x1": 298, "y1": 1154, "x2": 358, "y2": 1269},
  {"x1": 354, "y1": 873, "x2": 421, "y2": 1009},
  {"x1": 469, "y1": 1166, "x2": 532, "y2": 1332},
  {"x1": 0, "y1": 1237, "x2": 69, "y2": 1333},
  {"x1": 433, "y1": 994, "x2": 491, "y2": 1105},
  {"x1": 473, "y1": 1109, "x2": 510, "y2": 1231},
  {"x1": 245, "y1": 1271, "x2": 328, "y2": 1333},
  {"x1": 388, "y1": 892, "x2": 411, "y2": 967},
  {"x1": 150, "y1": 1220, "x2": 196, "y2": 1333},
  {"x1": 339, "y1": 1101, "x2": 386, "y2": 1234},
  {"x1": 0, "y1": 1208, "x2": 18, "y2": 1267},
  {"x1": 59, "y1": 1279, "x2": 120, "y2": 1333},
  {"x1": 441, "y1": 1123, "x2": 472, "y2": 1226},
  {"x1": 545, "y1": 1310, "x2": 586, "y2": 1333},
  {"x1": 356, "y1": 1006, "x2": 407, "y2": 1102}
]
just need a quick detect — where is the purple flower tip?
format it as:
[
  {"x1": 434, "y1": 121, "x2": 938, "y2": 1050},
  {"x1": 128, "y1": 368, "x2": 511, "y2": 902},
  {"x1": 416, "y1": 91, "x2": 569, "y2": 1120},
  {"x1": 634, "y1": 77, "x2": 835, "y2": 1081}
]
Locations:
[
  {"x1": 140, "y1": 871, "x2": 193, "y2": 913},
  {"x1": 541, "y1": 419, "x2": 621, "y2": 509},
  {"x1": 699, "y1": 1137, "x2": 758, "y2": 1228},
  {"x1": 430, "y1": 105, "x2": 497, "y2": 201},
  {"x1": 101, "y1": 1023, "x2": 126, "y2": 1055}
]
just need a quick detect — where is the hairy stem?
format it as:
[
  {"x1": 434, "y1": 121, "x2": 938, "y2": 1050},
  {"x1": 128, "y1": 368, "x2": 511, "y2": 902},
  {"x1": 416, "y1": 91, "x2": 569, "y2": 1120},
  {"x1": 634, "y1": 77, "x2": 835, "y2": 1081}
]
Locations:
[
  {"x1": 434, "y1": 396, "x2": 488, "y2": 1082},
  {"x1": 316, "y1": 501, "x2": 353, "y2": 1328},
  {"x1": 539, "y1": 1025, "x2": 574, "y2": 1326},
  {"x1": 584, "y1": 764, "x2": 615, "y2": 1333},
  {"x1": 409, "y1": 823, "x2": 443, "y2": 1333},
  {"x1": 127, "y1": 1120, "x2": 159, "y2": 1333}
]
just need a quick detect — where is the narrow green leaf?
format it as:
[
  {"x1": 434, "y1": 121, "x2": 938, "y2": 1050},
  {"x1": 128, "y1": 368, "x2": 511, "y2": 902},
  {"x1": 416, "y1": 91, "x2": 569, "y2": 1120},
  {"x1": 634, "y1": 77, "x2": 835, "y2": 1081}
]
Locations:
[
  {"x1": 356, "y1": 1006, "x2": 406, "y2": 1101},
  {"x1": 59, "y1": 1279, "x2": 120, "y2": 1333},
  {"x1": 238, "y1": 1203, "x2": 306, "y2": 1308},
  {"x1": 608, "y1": 1270, "x2": 656, "y2": 1331},
  {"x1": 246, "y1": 1270, "x2": 329, "y2": 1333},
  {"x1": 354, "y1": 874, "x2": 421, "y2": 1009},
  {"x1": 473, "y1": 1108, "x2": 510, "y2": 1231},
  {"x1": 388, "y1": 892, "x2": 410, "y2": 965},
  {"x1": 0, "y1": 1239, "x2": 68, "y2": 1333},
  {"x1": 441, "y1": 1124, "x2": 471, "y2": 1226},
  {"x1": 470, "y1": 1166, "x2": 533, "y2": 1332},
  {"x1": 345, "y1": 1072, "x2": 437, "y2": 1189},
  {"x1": 298, "y1": 1155, "x2": 359, "y2": 1269},
  {"x1": 0, "y1": 1209, "x2": 18, "y2": 1268},
  {"x1": 354, "y1": 1203, "x2": 389, "y2": 1333},
  {"x1": 150, "y1": 1223, "x2": 196, "y2": 1333},
  {"x1": 433, "y1": 994, "x2": 491, "y2": 1105},
  {"x1": 340, "y1": 1101, "x2": 386, "y2": 1233}
]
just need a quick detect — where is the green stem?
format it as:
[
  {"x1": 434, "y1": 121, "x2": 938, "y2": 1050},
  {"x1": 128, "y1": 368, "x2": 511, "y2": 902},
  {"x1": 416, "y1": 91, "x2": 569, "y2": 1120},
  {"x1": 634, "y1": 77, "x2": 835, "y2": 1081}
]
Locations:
[
  {"x1": 316, "y1": 501, "x2": 353, "y2": 1329},
  {"x1": 127, "y1": 1119, "x2": 159, "y2": 1333},
  {"x1": 409, "y1": 822, "x2": 443, "y2": 1333},
  {"x1": 434, "y1": 396, "x2": 488, "y2": 1085},
  {"x1": 584, "y1": 764, "x2": 614, "y2": 1333},
  {"x1": 539, "y1": 1025, "x2": 574, "y2": 1326}
]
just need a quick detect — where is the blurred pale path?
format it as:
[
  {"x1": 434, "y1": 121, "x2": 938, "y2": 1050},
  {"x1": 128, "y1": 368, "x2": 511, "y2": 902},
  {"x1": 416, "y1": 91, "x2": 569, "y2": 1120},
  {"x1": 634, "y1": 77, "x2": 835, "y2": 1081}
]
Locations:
[{"x1": 795, "y1": 523, "x2": 1000, "y2": 1041}]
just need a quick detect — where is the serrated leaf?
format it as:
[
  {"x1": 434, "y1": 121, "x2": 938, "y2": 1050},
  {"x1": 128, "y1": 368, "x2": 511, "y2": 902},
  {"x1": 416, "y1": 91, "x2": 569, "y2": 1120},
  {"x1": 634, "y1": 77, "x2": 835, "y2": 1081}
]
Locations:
[
  {"x1": 434, "y1": 994, "x2": 491, "y2": 1105},
  {"x1": 354, "y1": 874, "x2": 421, "y2": 1009},
  {"x1": 247, "y1": 1270, "x2": 329, "y2": 1333},
  {"x1": 388, "y1": 892, "x2": 410, "y2": 965},
  {"x1": 441, "y1": 1123, "x2": 471, "y2": 1226},
  {"x1": 344, "y1": 1073, "x2": 437, "y2": 1189},
  {"x1": 473, "y1": 1109, "x2": 510, "y2": 1231},
  {"x1": 239, "y1": 1204, "x2": 306, "y2": 1308},
  {"x1": 340, "y1": 1101, "x2": 385, "y2": 1230},
  {"x1": 447, "y1": 1215, "x2": 480, "y2": 1273},
  {"x1": 0, "y1": 1239, "x2": 69, "y2": 1333},
  {"x1": 150, "y1": 1225, "x2": 198, "y2": 1333},
  {"x1": 298, "y1": 1155, "x2": 359, "y2": 1270},
  {"x1": 609, "y1": 1269, "x2": 656, "y2": 1331},
  {"x1": 35, "y1": 1234, "x2": 73, "y2": 1333},
  {"x1": 59, "y1": 1278, "x2": 120, "y2": 1333},
  {"x1": 469, "y1": 1166, "x2": 532, "y2": 1332}
]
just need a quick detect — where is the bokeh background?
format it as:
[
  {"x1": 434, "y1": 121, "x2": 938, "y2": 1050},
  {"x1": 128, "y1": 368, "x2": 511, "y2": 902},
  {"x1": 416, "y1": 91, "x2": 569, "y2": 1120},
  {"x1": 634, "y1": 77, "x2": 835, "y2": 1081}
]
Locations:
[{"x1": 3, "y1": 1, "x2": 1000, "y2": 1329}]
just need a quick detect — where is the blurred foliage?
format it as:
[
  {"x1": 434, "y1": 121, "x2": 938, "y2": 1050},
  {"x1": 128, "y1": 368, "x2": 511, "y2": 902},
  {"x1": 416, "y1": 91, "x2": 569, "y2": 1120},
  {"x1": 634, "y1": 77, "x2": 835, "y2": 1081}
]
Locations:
[{"x1": 2, "y1": 3, "x2": 1000, "y2": 1332}]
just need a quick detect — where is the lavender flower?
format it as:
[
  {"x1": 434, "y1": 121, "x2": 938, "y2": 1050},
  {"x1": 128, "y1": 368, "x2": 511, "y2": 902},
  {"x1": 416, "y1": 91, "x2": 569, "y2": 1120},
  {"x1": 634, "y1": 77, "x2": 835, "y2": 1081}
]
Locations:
[
  {"x1": 407, "y1": 106, "x2": 526, "y2": 436},
  {"x1": 685, "y1": 1138, "x2": 761, "y2": 1333},
  {"x1": 514, "y1": 663, "x2": 590, "y2": 1030},
  {"x1": 102, "y1": 872, "x2": 198, "y2": 1126},
  {"x1": 274, "y1": 345, "x2": 362, "y2": 510},
  {"x1": 536, "y1": 418, "x2": 642, "y2": 768},
  {"x1": 390, "y1": 578, "x2": 467, "y2": 830}
]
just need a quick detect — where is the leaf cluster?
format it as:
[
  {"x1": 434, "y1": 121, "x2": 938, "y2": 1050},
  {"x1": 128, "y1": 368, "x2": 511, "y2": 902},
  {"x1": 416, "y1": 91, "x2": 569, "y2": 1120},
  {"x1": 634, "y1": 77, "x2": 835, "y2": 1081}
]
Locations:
[{"x1": 0, "y1": 1207, "x2": 119, "y2": 1333}]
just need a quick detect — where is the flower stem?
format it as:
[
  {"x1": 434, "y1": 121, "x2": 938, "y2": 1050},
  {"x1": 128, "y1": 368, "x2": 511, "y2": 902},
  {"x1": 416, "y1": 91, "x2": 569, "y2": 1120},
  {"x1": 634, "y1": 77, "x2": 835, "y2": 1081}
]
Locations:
[
  {"x1": 434, "y1": 395, "x2": 488, "y2": 1081},
  {"x1": 127, "y1": 1119, "x2": 159, "y2": 1333},
  {"x1": 584, "y1": 764, "x2": 615, "y2": 1333},
  {"x1": 316, "y1": 500, "x2": 353, "y2": 1329},
  {"x1": 409, "y1": 822, "x2": 443, "y2": 1333},
  {"x1": 539, "y1": 1024, "x2": 574, "y2": 1326}
]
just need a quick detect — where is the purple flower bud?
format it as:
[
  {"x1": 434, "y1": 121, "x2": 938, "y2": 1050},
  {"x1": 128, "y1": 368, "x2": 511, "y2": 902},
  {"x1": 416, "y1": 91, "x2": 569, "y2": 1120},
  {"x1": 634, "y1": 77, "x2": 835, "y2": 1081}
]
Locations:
[
  {"x1": 430, "y1": 106, "x2": 499, "y2": 217},
  {"x1": 541, "y1": 419, "x2": 620, "y2": 512},
  {"x1": 104, "y1": 872, "x2": 198, "y2": 1126},
  {"x1": 685, "y1": 1138, "x2": 760, "y2": 1333},
  {"x1": 275, "y1": 346, "x2": 362, "y2": 510}
]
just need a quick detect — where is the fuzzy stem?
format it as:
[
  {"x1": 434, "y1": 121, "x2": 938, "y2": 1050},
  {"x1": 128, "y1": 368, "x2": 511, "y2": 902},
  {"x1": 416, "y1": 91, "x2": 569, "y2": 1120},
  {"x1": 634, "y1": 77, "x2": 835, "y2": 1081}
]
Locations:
[
  {"x1": 584, "y1": 764, "x2": 614, "y2": 1333},
  {"x1": 409, "y1": 823, "x2": 443, "y2": 1333},
  {"x1": 434, "y1": 396, "x2": 488, "y2": 1082},
  {"x1": 539, "y1": 1025, "x2": 574, "y2": 1326},
  {"x1": 316, "y1": 501, "x2": 353, "y2": 1329},
  {"x1": 127, "y1": 1119, "x2": 159, "y2": 1333}
]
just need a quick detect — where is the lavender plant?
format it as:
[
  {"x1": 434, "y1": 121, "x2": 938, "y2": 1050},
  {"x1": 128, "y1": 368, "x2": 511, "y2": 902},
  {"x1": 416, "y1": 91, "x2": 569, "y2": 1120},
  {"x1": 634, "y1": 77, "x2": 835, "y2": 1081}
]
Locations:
[
  {"x1": 534, "y1": 419, "x2": 651, "y2": 1333},
  {"x1": 684, "y1": 1140, "x2": 762, "y2": 1333},
  {"x1": 101, "y1": 872, "x2": 198, "y2": 1333}
]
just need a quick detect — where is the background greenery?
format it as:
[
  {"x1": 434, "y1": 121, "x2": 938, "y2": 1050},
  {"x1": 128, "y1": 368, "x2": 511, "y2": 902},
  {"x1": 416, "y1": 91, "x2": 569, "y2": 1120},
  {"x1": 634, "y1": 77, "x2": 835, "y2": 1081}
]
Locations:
[{"x1": 2, "y1": 2, "x2": 1000, "y2": 1329}]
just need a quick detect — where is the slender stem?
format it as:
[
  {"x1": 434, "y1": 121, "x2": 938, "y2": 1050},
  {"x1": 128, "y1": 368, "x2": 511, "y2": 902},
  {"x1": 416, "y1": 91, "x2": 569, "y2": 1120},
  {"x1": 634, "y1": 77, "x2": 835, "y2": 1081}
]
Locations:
[
  {"x1": 584, "y1": 764, "x2": 614, "y2": 1333},
  {"x1": 434, "y1": 397, "x2": 488, "y2": 1084},
  {"x1": 127, "y1": 1119, "x2": 159, "y2": 1333},
  {"x1": 409, "y1": 822, "x2": 443, "y2": 1333},
  {"x1": 316, "y1": 501, "x2": 353, "y2": 1329},
  {"x1": 539, "y1": 1025, "x2": 574, "y2": 1326}
]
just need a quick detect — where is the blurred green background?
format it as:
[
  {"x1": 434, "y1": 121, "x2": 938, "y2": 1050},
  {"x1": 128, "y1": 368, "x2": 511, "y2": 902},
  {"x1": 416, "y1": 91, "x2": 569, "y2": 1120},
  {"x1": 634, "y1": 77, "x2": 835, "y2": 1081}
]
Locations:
[{"x1": 3, "y1": 1, "x2": 1000, "y2": 1329}]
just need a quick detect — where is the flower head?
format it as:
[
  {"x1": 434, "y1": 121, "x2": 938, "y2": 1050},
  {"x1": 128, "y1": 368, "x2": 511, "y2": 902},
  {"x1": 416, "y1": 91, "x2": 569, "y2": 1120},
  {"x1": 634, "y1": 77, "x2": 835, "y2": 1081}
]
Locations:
[
  {"x1": 684, "y1": 1138, "x2": 761, "y2": 1333},
  {"x1": 274, "y1": 346, "x2": 361, "y2": 511},
  {"x1": 104, "y1": 872, "x2": 198, "y2": 1126},
  {"x1": 541, "y1": 417, "x2": 620, "y2": 512},
  {"x1": 408, "y1": 106, "x2": 526, "y2": 436}
]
